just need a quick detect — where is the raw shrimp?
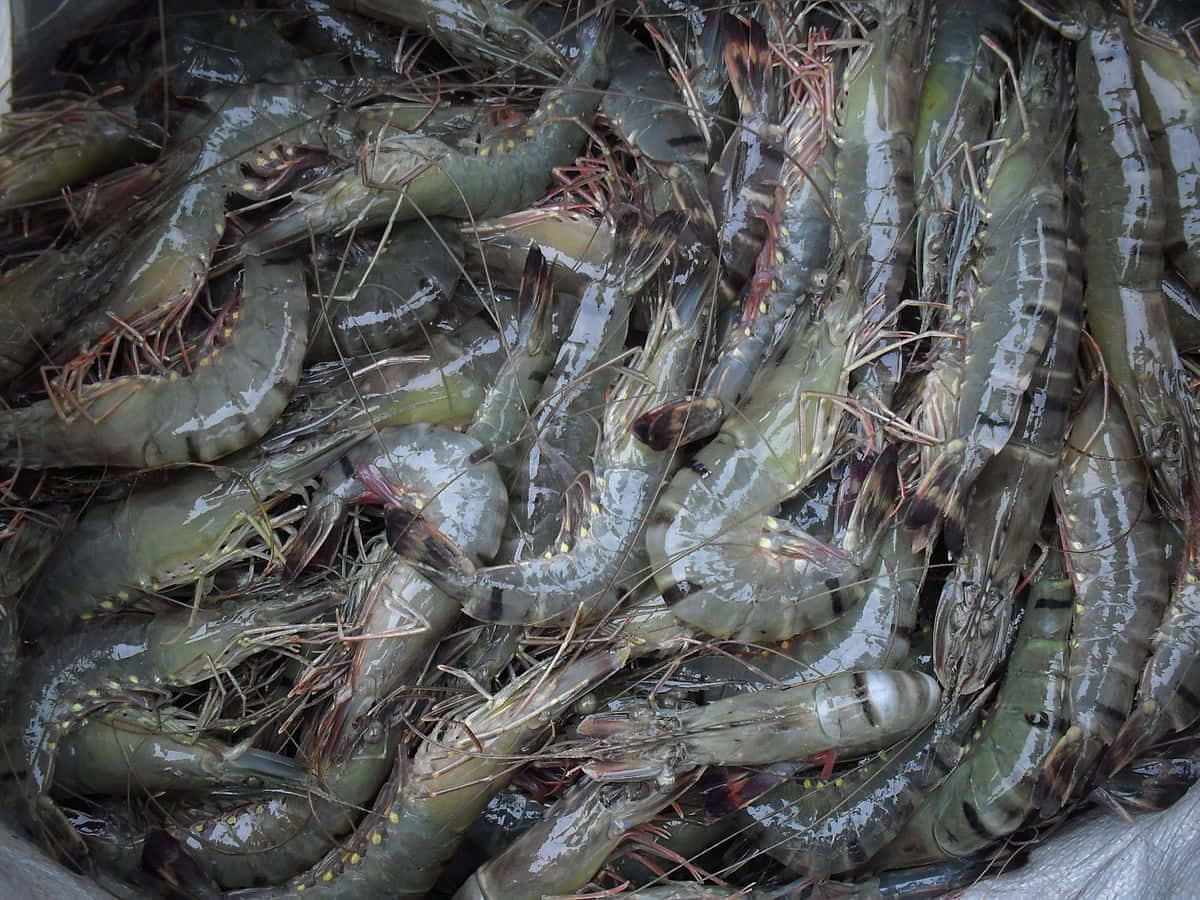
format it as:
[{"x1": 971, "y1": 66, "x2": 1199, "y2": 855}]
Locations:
[
  {"x1": 646, "y1": 320, "x2": 893, "y2": 644},
  {"x1": 411, "y1": 254, "x2": 715, "y2": 626},
  {"x1": 0, "y1": 257, "x2": 309, "y2": 468},
  {"x1": 513, "y1": 210, "x2": 684, "y2": 555},
  {"x1": 452, "y1": 777, "x2": 692, "y2": 900},
  {"x1": 735, "y1": 702, "x2": 978, "y2": 880},
  {"x1": 242, "y1": 4, "x2": 612, "y2": 254},
  {"x1": 1103, "y1": 540, "x2": 1200, "y2": 775},
  {"x1": 1072, "y1": 5, "x2": 1200, "y2": 519},
  {"x1": 52, "y1": 705, "x2": 306, "y2": 797},
  {"x1": 907, "y1": 31, "x2": 1072, "y2": 553},
  {"x1": 933, "y1": 181, "x2": 1083, "y2": 695},
  {"x1": 835, "y1": 0, "x2": 929, "y2": 413},
  {"x1": 879, "y1": 553, "x2": 1074, "y2": 865},
  {"x1": 1129, "y1": 23, "x2": 1200, "y2": 289},
  {"x1": 240, "y1": 646, "x2": 628, "y2": 897},
  {"x1": 170, "y1": 716, "x2": 398, "y2": 890},
  {"x1": 466, "y1": 246, "x2": 558, "y2": 476},
  {"x1": 0, "y1": 98, "x2": 158, "y2": 210},
  {"x1": 912, "y1": 0, "x2": 1013, "y2": 321},
  {"x1": 21, "y1": 405, "x2": 365, "y2": 637},
  {"x1": 283, "y1": 424, "x2": 505, "y2": 583},
  {"x1": 636, "y1": 36, "x2": 835, "y2": 450},
  {"x1": 305, "y1": 218, "x2": 465, "y2": 362},
  {"x1": 1034, "y1": 383, "x2": 1169, "y2": 816},
  {"x1": 577, "y1": 670, "x2": 941, "y2": 784},
  {"x1": 18, "y1": 591, "x2": 331, "y2": 797}
]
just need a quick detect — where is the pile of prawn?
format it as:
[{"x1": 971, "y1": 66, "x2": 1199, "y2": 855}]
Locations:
[{"x1": 2, "y1": 0, "x2": 1200, "y2": 896}]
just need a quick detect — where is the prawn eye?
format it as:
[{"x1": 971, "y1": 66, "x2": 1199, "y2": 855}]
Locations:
[{"x1": 573, "y1": 693, "x2": 599, "y2": 716}]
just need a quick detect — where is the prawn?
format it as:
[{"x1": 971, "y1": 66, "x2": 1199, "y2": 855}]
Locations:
[
  {"x1": 242, "y1": 2, "x2": 613, "y2": 255},
  {"x1": 907, "y1": 30, "x2": 1072, "y2": 553},
  {"x1": 1034, "y1": 381, "x2": 1169, "y2": 816},
  {"x1": 576, "y1": 670, "x2": 941, "y2": 785},
  {"x1": 0, "y1": 257, "x2": 309, "y2": 468}
]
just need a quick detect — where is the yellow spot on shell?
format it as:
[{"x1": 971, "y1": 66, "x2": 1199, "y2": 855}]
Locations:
[
  {"x1": 70, "y1": 703, "x2": 83, "y2": 712},
  {"x1": 100, "y1": 600, "x2": 115, "y2": 610},
  {"x1": 193, "y1": 823, "x2": 206, "y2": 834},
  {"x1": 296, "y1": 885, "x2": 305, "y2": 892},
  {"x1": 480, "y1": 146, "x2": 491, "y2": 157},
  {"x1": 388, "y1": 812, "x2": 400, "y2": 824},
  {"x1": 350, "y1": 853, "x2": 361, "y2": 865},
  {"x1": 117, "y1": 590, "x2": 130, "y2": 600},
  {"x1": 371, "y1": 831, "x2": 382, "y2": 845},
  {"x1": 579, "y1": 527, "x2": 589, "y2": 538},
  {"x1": 560, "y1": 543, "x2": 570, "y2": 554},
  {"x1": 322, "y1": 871, "x2": 333, "y2": 882},
  {"x1": 226, "y1": 817, "x2": 237, "y2": 826},
  {"x1": 590, "y1": 503, "x2": 600, "y2": 515},
  {"x1": 765, "y1": 517, "x2": 779, "y2": 531},
  {"x1": 128, "y1": 675, "x2": 140, "y2": 684}
]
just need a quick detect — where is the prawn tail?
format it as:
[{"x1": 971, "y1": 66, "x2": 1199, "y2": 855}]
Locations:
[
  {"x1": 386, "y1": 504, "x2": 476, "y2": 579},
  {"x1": 1033, "y1": 724, "x2": 1091, "y2": 818},
  {"x1": 699, "y1": 766, "x2": 788, "y2": 818},
  {"x1": 281, "y1": 497, "x2": 344, "y2": 584},
  {"x1": 844, "y1": 444, "x2": 901, "y2": 553},
  {"x1": 617, "y1": 209, "x2": 691, "y2": 295},
  {"x1": 904, "y1": 441, "x2": 967, "y2": 555},
  {"x1": 1097, "y1": 701, "x2": 1161, "y2": 782},
  {"x1": 519, "y1": 245, "x2": 554, "y2": 347},
  {"x1": 632, "y1": 396, "x2": 725, "y2": 450},
  {"x1": 723, "y1": 15, "x2": 774, "y2": 120}
]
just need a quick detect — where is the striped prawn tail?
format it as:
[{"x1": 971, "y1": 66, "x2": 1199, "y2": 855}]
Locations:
[{"x1": 904, "y1": 439, "x2": 968, "y2": 555}]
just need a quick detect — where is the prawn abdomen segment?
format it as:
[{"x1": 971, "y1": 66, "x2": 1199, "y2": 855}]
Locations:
[{"x1": 649, "y1": 443, "x2": 852, "y2": 642}]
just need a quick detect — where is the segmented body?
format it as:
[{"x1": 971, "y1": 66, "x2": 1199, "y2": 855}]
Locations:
[
  {"x1": 467, "y1": 247, "x2": 557, "y2": 475},
  {"x1": 0, "y1": 98, "x2": 157, "y2": 210},
  {"x1": 170, "y1": 717, "x2": 397, "y2": 890},
  {"x1": 912, "y1": 1, "x2": 1013, "y2": 320},
  {"x1": 1104, "y1": 543, "x2": 1200, "y2": 772},
  {"x1": 22, "y1": 402, "x2": 365, "y2": 638},
  {"x1": 738, "y1": 709, "x2": 971, "y2": 880},
  {"x1": 1035, "y1": 384, "x2": 1169, "y2": 815},
  {"x1": 319, "y1": 424, "x2": 507, "y2": 743},
  {"x1": 515, "y1": 213, "x2": 682, "y2": 554},
  {"x1": 242, "y1": 10, "x2": 611, "y2": 254},
  {"x1": 908, "y1": 33, "x2": 1072, "y2": 552},
  {"x1": 306, "y1": 219, "x2": 465, "y2": 362},
  {"x1": 835, "y1": 0, "x2": 928, "y2": 411},
  {"x1": 53, "y1": 705, "x2": 305, "y2": 797},
  {"x1": 284, "y1": 424, "x2": 505, "y2": 583},
  {"x1": 1130, "y1": 28, "x2": 1200, "y2": 289},
  {"x1": 19, "y1": 594, "x2": 326, "y2": 797},
  {"x1": 452, "y1": 778, "x2": 684, "y2": 900},
  {"x1": 635, "y1": 49, "x2": 835, "y2": 450},
  {"x1": 0, "y1": 257, "x2": 308, "y2": 468},
  {"x1": 645, "y1": 277, "x2": 873, "y2": 642},
  {"x1": 422, "y1": 256, "x2": 713, "y2": 626},
  {"x1": 1073, "y1": 8, "x2": 1200, "y2": 519},
  {"x1": 578, "y1": 670, "x2": 941, "y2": 782},
  {"x1": 883, "y1": 554, "x2": 1073, "y2": 865},
  {"x1": 246, "y1": 647, "x2": 627, "y2": 897},
  {"x1": 933, "y1": 174, "x2": 1082, "y2": 694}
]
